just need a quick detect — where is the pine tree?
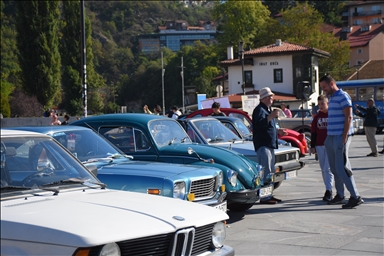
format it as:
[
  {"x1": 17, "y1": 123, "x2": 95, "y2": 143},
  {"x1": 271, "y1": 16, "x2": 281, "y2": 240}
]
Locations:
[{"x1": 16, "y1": 1, "x2": 61, "y2": 108}]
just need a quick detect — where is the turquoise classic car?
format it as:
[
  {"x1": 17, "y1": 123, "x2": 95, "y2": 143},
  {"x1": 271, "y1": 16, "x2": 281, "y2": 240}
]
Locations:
[
  {"x1": 7, "y1": 126, "x2": 227, "y2": 211},
  {"x1": 71, "y1": 113, "x2": 269, "y2": 212}
]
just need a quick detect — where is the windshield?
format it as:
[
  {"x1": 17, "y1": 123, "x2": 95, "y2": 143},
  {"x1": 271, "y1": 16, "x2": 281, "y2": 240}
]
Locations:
[
  {"x1": 1, "y1": 136, "x2": 99, "y2": 194},
  {"x1": 149, "y1": 119, "x2": 191, "y2": 147},
  {"x1": 193, "y1": 119, "x2": 241, "y2": 144},
  {"x1": 50, "y1": 130, "x2": 126, "y2": 162},
  {"x1": 233, "y1": 119, "x2": 252, "y2": 137}
]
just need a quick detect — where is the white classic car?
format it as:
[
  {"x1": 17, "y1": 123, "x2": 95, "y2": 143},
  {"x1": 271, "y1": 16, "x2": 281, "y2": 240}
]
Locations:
[{"x1": 0, "y1": 129, "x2": 234, "y2": 256}]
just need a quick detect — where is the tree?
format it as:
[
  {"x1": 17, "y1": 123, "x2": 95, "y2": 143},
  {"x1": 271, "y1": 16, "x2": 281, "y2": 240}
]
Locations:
[
  {"x1": 212, "y1": 0, "x2": 270, "y2": 52},
  {"x1": 16, "y1": 1, "x2": 61, "y2": 109},
  {"x1": 256, "y1": 2, "x2": 350, "y2": 80}
]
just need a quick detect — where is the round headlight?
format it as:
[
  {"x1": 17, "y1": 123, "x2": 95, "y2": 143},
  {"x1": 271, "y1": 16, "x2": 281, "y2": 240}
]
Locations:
[
  {"x1": 173, "y1": 182, "x2": 186, "y2": 199},
  {"x1": 212, "y1": 222, "x2": 226, "y2": 248},
  {"x1": 99, "y1": 242, "x2": 121, "y2": 256},
  {"x1": 227, "y1": 169, "x2": 238, "y2": 187}
]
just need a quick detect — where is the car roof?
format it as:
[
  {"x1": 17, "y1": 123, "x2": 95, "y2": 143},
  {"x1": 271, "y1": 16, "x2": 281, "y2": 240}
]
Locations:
[
  {"x1": 71, "y1": 113, "x2": 168, "y2": 125},
  {"x1": 1, "y1": 129, "x2": 51, "y2": 138},
  {"x1": 6, "y1": 125, "x2": 92, "y2": 134}
]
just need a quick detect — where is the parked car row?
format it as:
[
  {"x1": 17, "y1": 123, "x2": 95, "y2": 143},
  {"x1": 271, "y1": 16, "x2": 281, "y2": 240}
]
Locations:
[
  {"x1": 1, "y1": 129, "x2": 234, "y2": 255},
  {"x1": 1, "y1": 110, "x2": 306, "y2": 255}
]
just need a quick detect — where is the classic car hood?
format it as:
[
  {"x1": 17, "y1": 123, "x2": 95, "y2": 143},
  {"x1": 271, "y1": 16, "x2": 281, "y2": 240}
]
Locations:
[
  {"x1": 100, "y1": 161, "x2": 219, "y2": 179},
  {"x1": 160, "y1": 144, "x2": 259, "y2": 188},
  {"x1": 1, "y1": 189, "x2": 227, "y2": 247}
]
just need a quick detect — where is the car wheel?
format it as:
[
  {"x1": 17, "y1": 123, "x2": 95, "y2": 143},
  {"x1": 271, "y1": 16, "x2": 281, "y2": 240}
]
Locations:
[
  {"x1": 273, "y1": 181, "x2": 281, "y2": 190},
  {"x1": 228, "y1": 203, "x2": 254, "y2": 212}
]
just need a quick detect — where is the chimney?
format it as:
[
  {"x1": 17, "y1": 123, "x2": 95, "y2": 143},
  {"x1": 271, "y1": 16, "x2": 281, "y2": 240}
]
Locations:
[
  {"x1": 275, "y1": 39, "x2": 282, "y2": 46},
  {"x1": 227, "y1": 46, "x2": 233, "y2": 60}
]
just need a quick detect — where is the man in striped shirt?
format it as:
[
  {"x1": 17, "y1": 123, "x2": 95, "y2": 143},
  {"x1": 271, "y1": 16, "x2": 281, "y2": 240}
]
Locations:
[{"x1": 319, "y1": 75, "x2": 363, "y2": 209}]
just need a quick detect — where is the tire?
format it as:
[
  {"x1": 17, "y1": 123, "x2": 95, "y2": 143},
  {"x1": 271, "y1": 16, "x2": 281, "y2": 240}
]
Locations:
[
  {"x1": 228, "y1": 203, "x2": 254, "y2": 212},
  {"x1": 273, "y1": 181, "x2": 282, "y2": 190}
]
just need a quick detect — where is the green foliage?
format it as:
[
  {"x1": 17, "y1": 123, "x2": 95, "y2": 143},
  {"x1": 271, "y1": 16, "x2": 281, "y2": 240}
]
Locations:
[
  {"x1": 16, "y1": 1, "x2": 61, "y2": 108},
  {"x1": 0, "y1": 80, "x2": 14, "y2": 117},
  {"x1": 256, "y1": 2, "x2": 350, "y2": 81},
  {"x1": 212, "y1": 0, "x2": 270, "y2": 52}
]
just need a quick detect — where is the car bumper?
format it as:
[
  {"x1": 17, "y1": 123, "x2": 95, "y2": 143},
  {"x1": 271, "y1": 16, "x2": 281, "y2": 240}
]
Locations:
[
  {"x1": 274, "y1": 161, "x2": 305, "y2": 183},
  {"x1": 203, "y1": 245, "x2": 235, "y2": 256},
  {"x1": 226, "y1": 188, "x2": 259, "y2": 204}
]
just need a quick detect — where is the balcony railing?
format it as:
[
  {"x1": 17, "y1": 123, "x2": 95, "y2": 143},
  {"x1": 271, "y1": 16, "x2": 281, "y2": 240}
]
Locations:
[{"x1": 353, "y1": 10, "x2": 382, "y2": 16}]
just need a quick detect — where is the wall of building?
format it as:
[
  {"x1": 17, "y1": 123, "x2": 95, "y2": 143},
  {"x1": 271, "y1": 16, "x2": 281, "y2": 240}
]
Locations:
[
  {"x1": 369, "y1": 32, "x2": 384, "y2": 60},
  {"x1": 349, "y1": 45, "x2": 370, "y2": 67},
  {"x1": 228, "y1": 55, "x2": 293, "y2": 95}
]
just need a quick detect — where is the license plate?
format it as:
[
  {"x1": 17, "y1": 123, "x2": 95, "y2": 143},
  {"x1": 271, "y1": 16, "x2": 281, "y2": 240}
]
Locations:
[
  {"x1": 214, "y1": 201, "x2": 227, "y2": 212},
  {"x1": 259, "y1": 185, "x2": 273, "y2": 198},
  {"x1": 285, "y1": 170, "x2": 297, "y2": 180}
]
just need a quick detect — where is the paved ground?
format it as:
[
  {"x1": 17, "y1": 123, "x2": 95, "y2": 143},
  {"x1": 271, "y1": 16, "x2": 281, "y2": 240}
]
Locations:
[{"x1": 225, "y1": 134, "x2": 384, "y2": 256}]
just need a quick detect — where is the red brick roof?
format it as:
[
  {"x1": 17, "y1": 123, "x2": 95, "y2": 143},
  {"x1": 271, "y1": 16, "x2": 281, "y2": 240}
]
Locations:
[
  {"x1": 333, "y1": 24, "x2": 384, "y2": 47},
  {"x1": 344, "y1": 60, "x2": 384, "y2": 80},
  {"x1": 221, "y1": 41, "x2": 330, "y2": 65}
]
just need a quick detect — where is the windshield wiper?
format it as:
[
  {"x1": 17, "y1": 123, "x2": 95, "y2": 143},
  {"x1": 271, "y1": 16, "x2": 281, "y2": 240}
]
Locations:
[
  {"x1": 168, "y1": 137, "x2": 177, "y2": 145},
  {"x1": 181, "y1": 137, "x2": 189, "y2": 143},
  {"x1": 40, "y1": 178, "x2": 106, "y2": 189},
  {"x1": 82, "y1": 158, "x2": 113, "y2": 164},
  {"x1": 0, "y1": 185, "x2": 32, "y2": 191}
]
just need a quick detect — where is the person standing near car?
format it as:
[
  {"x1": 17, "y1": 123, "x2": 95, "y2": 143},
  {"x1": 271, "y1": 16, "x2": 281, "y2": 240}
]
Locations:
[
  {"x1": 211, "y1": 102, "x2": 226, "y2": 116},
  {"x1": 280, "y1": 103, "x2": 292, "y2": 118},
  {"x1": 319, "y1": 74, "x2": 363, "y2": 209},
  {"x1": 355, "y1": 98, "x2": 381, "y2": 157},
  {"x1": 310, "y1": 95, "x2": 334, "y2": 202},
  {"x1": 252, "y1": 87, "x2": 288, "y2": 204}
]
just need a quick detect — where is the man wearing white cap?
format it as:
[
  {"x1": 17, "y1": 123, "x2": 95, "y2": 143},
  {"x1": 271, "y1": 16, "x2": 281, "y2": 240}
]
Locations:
[{"x1": 252, "y1": 87, "x2": 287, "y2": 204}]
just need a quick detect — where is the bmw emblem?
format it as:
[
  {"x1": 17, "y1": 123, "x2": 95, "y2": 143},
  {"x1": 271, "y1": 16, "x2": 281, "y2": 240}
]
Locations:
[{"x1": 173, "y1": 216, "x2": 185, "y2": 221}]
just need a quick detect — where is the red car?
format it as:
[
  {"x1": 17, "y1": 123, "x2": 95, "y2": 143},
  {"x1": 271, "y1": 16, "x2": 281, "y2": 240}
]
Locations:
[{"x1": 187, "y1": 108, "x2": 309, "y2": 156}]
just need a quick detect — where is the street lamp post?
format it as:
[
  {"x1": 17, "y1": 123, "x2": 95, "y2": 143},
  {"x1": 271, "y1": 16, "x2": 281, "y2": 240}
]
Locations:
[
  {"x1": 180, "y1": 56, "x2": 185, "y2": 113},
  {"x1": 239, "y1": 41, "x2": 245, "y2": 95},
  {"x1": 161, "y1": 51, "x2": 165, "y2": 116},
  {"x1": 81, "y1": 0, "x2": 87, "y2": 117}
]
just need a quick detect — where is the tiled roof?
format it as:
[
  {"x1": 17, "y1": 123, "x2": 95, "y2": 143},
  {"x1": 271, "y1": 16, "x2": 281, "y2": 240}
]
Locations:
[
  {"x1": 333, "y1": 24, "x2": 384, "y2": 47},
  {"x1": 345, "y1": 1, "x2": 384, "y2": 7},
  {"x1": 344, "y1": 60, "x2": 384, "y2": 80},
  {"x1": 220, "y1": 41, "x2": 330, "y2": 65},
  {"x1": 244, "y1": 41, "x2": 330, "y2": 56}
]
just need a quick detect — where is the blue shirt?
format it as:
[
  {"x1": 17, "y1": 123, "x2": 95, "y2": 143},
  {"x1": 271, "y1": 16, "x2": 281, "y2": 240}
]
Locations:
[
  {"x1": 252, "y1": 102, "x2": 278, "y2": 151},
  {"x1": 327, "y1": 89, "x2": 354, "y2": 136}
]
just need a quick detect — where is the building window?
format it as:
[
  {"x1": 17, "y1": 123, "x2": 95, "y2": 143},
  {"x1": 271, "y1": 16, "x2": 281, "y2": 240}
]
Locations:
[
  {"x1": 357, "y1": 48, "x2": 362, "y2": 54},
  {"x1": 295, "y1": 67, "x2": 302, "y2": 78},
  {"x1": 244, "y1": 71, "x2": 253, "y2": 88},
  {"x1": 372, "y1": 5, "x2": 380, "y2": 11},
  {"x1": 353, "y1": 19, "x2": 363, "y2": 25},
  {"x1": 372, "y1": 18, "x2": 381, "y2": 24},
  {"x1": 274, "y1": 69, "x2": 283, "y2": 83}
]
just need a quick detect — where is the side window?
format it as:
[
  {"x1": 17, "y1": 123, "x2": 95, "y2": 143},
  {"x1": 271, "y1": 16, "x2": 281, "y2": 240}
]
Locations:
[
  {"x1": 358, "y1": 87, "x2": 374, "y2": 101},
  {"x1": 376, "y1": 86, "x2": 384, "y2": 102},
  {"x1": 223, "y1": 123, "x2": 237, "y2": 135},
  {"x1": 100, "y1": 126, "x2": 135, "y2": 154},
  {"x1": 343, "y1": 88, "x2": 357, "y2": 101},
  {"x1": 134, "y1": 129, "x2": 150, "y2": 151}
]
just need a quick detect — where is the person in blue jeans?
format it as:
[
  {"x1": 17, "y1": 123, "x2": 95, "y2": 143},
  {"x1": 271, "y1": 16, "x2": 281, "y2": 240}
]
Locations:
[
  {"x1": 252, "y1": 87, "x2": 288, "y2": 204},
  {"x1": 319, "y1": 74, "x2": 363, "y2": 209}
]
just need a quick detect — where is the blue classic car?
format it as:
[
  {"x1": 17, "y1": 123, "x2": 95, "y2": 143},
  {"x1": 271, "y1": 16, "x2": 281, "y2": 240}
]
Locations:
[
  {"x1": 71, "y1": 113, "x2": 268, "y2": 212},
  {"x1": 177, "y1": 117, "x2": 304, "y2": 189},
  {"x1": 8, "y1": 126, "x2": 227, "y2": 211}
]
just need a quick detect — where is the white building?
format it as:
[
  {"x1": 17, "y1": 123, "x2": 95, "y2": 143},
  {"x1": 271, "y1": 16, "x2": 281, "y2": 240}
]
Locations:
[{"x1": 219, "y1": 40, "x2": 330, "y2": 110}]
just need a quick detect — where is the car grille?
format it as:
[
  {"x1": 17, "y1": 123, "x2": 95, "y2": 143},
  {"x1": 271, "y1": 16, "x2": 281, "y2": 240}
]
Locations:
[
  {"x1": 88, "y1": 224, "x2": 215, "y2": 256},
  {"x1": 190, "y1": 177, "x2": 217, "y2": 201},
  {"x1": 275, "y1": 152, "x2": 297, "y2": 163}
]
